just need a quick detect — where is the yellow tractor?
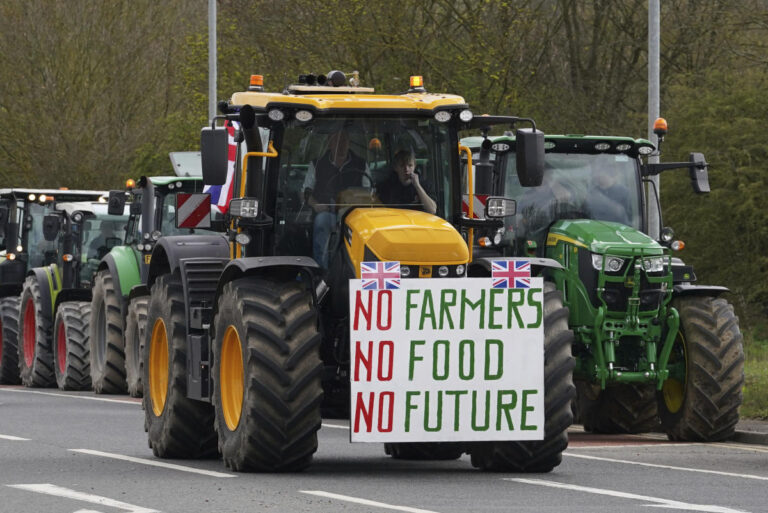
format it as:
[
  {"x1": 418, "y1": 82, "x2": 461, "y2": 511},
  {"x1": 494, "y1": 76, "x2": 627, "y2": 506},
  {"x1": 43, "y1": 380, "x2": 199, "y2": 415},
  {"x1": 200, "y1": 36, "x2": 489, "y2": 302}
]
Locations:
[{"x1": 142, "y1": 71, "x2": 575, "y2": 472}]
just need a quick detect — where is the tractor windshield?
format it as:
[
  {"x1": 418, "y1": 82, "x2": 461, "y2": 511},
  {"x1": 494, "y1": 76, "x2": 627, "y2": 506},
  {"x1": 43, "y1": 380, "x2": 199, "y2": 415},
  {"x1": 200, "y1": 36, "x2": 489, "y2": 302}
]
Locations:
[
  {"x1": 23, "y1": 202, "x2": 59, "y2": 268},
  {"x1": 504, "y1": 152, "x2": 643, "y2": 246},
  {"x1": 272, "y1": 115, "x2": 454, "y2": 258}
]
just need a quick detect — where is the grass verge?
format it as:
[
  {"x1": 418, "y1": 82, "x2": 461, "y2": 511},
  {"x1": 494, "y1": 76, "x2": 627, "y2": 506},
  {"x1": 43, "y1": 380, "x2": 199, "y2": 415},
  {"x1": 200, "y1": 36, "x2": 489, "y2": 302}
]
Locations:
[{"x1": 742, "y1": 325, "x2": 768, "y2": 420}]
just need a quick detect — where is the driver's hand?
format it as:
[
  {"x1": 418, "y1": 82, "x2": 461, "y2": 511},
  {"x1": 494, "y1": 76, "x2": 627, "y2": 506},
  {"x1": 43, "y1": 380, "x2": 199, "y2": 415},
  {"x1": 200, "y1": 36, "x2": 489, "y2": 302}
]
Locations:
[{"x1": 409, "y1": 171, "x2": 420, "y2": 187}]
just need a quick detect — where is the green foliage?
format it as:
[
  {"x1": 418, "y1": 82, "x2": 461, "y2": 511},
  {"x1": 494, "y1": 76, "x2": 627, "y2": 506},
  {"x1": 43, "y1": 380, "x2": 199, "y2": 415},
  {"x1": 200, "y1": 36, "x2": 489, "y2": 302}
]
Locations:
[{"x1": 742, "y1": 327, "x2": 768, "y2": 419}]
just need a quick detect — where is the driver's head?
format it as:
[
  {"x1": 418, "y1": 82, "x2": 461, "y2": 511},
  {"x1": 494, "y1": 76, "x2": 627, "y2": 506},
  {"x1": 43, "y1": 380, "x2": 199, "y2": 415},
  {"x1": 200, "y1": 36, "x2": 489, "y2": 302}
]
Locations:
[
  {"x1": 593, "y1": 166, "x2": 616, "y2": 190},
  {"x1": 327, "y1": 130, "x2": 350, "y2": 163},
  {"x1": 393, "y1": 150, "x2": 416, "y2": 185}
]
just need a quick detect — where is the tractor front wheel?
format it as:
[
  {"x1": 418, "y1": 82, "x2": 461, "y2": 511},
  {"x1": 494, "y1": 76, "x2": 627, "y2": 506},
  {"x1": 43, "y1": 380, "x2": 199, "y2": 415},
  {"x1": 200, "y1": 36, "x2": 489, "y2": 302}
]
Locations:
[
  {"x1": 469, "y1": 282, "x2": 575, "y2": 472},
  {"x1": 53, "y1": 302, "x2": 92, "y2": 390},
  {"x1": 658, "y1": 296, "x2": 744, "y2": 442},
  {"x1": 0, "y1": 297, "x2": 21, "y2": 384},
  {"x1": 18, "y1": 276, "x2": 55, "y2": 387},
  {"x1": 143, "y1": 273, "x2": 217, "y2": 458},
  {"x1": 578, "y1": 383, "x2": 659, "y2": 434},
  {"x1": 125, "y1": 295, "x2": 149, "y2": 398},
  {"x1": 89, "y1": 270, "x2": 127, "y2": 394},
  {"x1": 213, "y1": 276, "x2": 323, "y2": 472}
]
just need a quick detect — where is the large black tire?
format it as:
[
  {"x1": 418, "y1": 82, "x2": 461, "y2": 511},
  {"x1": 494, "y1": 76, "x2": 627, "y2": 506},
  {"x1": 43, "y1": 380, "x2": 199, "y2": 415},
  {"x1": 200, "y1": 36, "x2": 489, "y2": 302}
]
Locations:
[
  {"x1": 125, "y1": 295, "x2": 148, "y2": 398},
  {"x1": 18, "y1": 276, "x2": 55, "y2": 387},
  {"x1": 143, "y1": 273, "x2": 217, "y2": 458},
  {"x1": 658, "y1": 296, "x2": 744, "y2": 442},
  {"x1": 384, "y1": 442, "x2": 464, "y2": 460},
  {"x1": 0, "y1": 297, "x2": 21, "y2": 384},
  {"x1": 470, "y1": 282, "x2": 575, "y2": 472},
  {"x1": 53, "y1": 301, "x2": 92, "y2": 390},
  {"x1": 578, "y1": 382, "x2": 660, "y2": 434},
  {"x1": 213, "y1": 276, "x2": 323, "y2": 472},
  {"x1": 89, "y1": 270, "x2": 127, "y2": 394}
]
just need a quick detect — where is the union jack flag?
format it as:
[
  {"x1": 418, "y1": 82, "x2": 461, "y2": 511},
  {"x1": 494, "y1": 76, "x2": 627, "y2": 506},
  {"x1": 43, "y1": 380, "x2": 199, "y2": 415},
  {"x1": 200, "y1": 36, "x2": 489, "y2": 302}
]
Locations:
[
  {"x1": 203, "y1": 121, "x2": 238, "y2": 214},
  {"x1": 492, "y1": 260, "x2": 531, "y2": 289},
  {"x1": 361, "y1": 261, "x2": 401, "y2": 290}
]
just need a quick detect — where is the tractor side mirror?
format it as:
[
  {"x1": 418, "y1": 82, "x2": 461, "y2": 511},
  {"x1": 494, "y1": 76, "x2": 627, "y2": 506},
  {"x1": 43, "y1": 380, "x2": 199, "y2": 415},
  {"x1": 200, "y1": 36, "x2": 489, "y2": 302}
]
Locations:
[
  {"x1": 201, "y1": 126, "x2": 230, "y2": 186},
  {"x1": 515, "y1": 128, "x2": 544, "y2": 187},
  {"x1": 0, "y1": 206, "x2": 8, "y2": 237},
  {"x1": 107, "y1": 190, "x2": 126, "y2": 215},
  {"x1": 689, "y1": 152, "x2": 710, "y2": 194},
  {"x1": 42, "y1": 214, "x2": 61, "y2": 241}
]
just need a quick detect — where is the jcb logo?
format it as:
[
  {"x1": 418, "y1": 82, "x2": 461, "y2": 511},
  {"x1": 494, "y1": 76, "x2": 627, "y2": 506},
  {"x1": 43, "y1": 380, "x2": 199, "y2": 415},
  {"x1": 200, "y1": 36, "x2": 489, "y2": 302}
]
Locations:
[
  {"x1": 144, "y1": 255, "x2": 151, "y2": 265},
  {"x1": 419, "y1": 266, "x2": 432, "y2": 278}
]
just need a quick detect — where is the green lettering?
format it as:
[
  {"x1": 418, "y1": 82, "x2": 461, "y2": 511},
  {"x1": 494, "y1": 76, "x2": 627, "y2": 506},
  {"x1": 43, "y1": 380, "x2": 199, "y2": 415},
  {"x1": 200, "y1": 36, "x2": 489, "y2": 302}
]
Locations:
[
  {"x1": 460, "y1": 289, "x2": 485, "y2": 329},
  {"x1": 526, "y1": 288, "x2": 543, "y2": 328},
  {"x1": 405, "y1": 290, "x2": 420, "y2": 330},
  {"x1": 521, "y1": 389, "x2": 538, "y2": 430},
  {"x1": 488, "y1": 288, "x2": 503, "y2": 329},
  {"x1": 408, "y1": 340, "x2": 425, "y2": 380},
  {"x1": 439, "y1": 289, "x2": 457, "y2": 329},
  {"x1": 445, "y1": 390, "x2": 467, "y2": 431},
  {"x1": 433, "y1": 340, "x2": 450, "y2": 380},
  {"x1": 484, "y1": 339, "x2": 504, "y2": 380},
  {"x1": 507, "y1": 289, "x2": 525, "y2": 329},
  {"x1": 404, "y1": 391, "x2": 420, "y2": 432},
  {"x1": 424, "y1": 391, "x2": 443, "y2": 432},
  {"x1": 471, "y1": 390, "x2": 490, "y2": 431},
  {"x1": 496, "y1": 390, "x2": 517, "y2": 431},
  {"x1": 419, "y1": 289, "x2": 436, "y2": 330},
  {"x1": 458, "y1": 339, "x2": 474, "y2": 380}
]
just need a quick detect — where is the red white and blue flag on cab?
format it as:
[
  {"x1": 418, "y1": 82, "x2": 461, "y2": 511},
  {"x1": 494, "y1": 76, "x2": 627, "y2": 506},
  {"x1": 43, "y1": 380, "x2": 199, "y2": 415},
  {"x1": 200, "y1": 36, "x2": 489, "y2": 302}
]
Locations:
[
  {"x1": 492, "y1": 259, "x2": 531, "y2": 289},
  {"x1": 203, "y1": 121, "x2": 239, "y2": 214},
  {"x1": 361, "y1": 261, "x2": 401, "y2": 290}
]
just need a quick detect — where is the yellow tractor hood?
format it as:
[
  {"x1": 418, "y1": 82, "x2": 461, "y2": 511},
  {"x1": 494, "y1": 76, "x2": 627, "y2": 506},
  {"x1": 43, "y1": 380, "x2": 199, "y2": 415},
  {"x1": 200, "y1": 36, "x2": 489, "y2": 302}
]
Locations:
[{"x1": 345, "y1": 208, "x2": 469, "y2": 264}]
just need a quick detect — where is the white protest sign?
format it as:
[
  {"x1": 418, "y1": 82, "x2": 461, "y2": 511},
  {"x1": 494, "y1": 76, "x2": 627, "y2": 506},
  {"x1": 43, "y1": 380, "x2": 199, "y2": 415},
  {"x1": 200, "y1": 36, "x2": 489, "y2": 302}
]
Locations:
[{"x1": 348, "y1": 275, "x2": 544, "y2": 443}]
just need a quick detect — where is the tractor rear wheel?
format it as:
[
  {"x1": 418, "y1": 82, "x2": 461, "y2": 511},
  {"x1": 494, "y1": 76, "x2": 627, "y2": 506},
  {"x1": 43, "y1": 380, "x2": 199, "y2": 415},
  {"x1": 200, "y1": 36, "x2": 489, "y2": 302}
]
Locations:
[
  {"x1": 658, "y1": 296, "x2": 744, "y2": 442},
  {"x1": 143, "y1": 273, "x2": 217, "y2": 458},
  {"x1": 125, "y1": 295, "x2": 148, "y2": 398},
  {"x1": 18, "y1": 276, "x2": 55, "y2": 387},
  {"x1": 53, "y1": 301, "x2": 92, "y2": 390},
  {"x1": 578, "y1": 383, "x2": 659, "y2": 434},
  {"x1": 213, "y1": 276, "x2": 323, "y2": 472},
  {"x1": 384, "y1": 443, "x2": 463, "y2": 460},
  {"x1": 90, "y1": 270, "x2": 127, "y2": 394},
  {"x1": 0, "y1": 297, "x2": 21, "y2": 384},
  {"x1": 469, "y1": 282, "x2": 575, "y2": 472}
]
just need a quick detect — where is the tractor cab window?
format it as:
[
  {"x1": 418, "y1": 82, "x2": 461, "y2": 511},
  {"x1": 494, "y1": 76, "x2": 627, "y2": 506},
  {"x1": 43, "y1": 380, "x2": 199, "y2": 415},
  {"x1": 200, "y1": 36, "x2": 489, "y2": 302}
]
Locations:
[
  {"x1": 504, "y1": 152, "x2": 642, "y2": 249},
  {"x1": 25, "y1": 202, "x2": 58, "y2": 268},
  {"x1": 83, "y1": 216, "x2": 129, "y2": 261},
  {"x1": 273, "y1": 115, "x2": 453, "y2": 263}
]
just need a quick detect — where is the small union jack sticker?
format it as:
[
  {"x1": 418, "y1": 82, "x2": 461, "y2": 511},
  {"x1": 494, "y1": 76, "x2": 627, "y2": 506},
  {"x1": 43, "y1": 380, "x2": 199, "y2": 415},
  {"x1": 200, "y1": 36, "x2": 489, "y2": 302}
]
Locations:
[
  {"x1": 361, "y1": 261, "x2": 401, "y2": 290},
  {"x1": 491, "y1": 260, "x2": 531, "y2": 289}
]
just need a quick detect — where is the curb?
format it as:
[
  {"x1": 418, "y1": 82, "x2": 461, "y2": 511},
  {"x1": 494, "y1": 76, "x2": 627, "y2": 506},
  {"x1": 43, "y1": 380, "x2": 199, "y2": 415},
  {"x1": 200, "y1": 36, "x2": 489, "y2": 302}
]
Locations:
[{"x1": 730, "y1": 430, "x2": 768, "y2": 446}]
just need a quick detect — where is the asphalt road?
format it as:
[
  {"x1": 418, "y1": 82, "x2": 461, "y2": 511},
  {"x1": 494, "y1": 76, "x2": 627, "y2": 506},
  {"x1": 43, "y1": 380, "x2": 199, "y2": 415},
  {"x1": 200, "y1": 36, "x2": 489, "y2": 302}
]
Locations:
[{"x1": 0, "y1": 386, "x2": 765, "y2": 513}]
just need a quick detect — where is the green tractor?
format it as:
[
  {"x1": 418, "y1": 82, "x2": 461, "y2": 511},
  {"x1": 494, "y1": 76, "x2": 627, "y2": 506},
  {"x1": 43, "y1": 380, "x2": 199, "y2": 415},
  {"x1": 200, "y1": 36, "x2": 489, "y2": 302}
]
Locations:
[
  {"x1": 0, "y1": 189, "x2": 108, "y2": 385},
  {"x1": 18, "y1": 201, "x2": 129, "y2": 388},
  {"x1": 91, "y1": 173, "x2": 217, "y2": 396},
  {"x1": 460, "y1": 125, "x2": 743, "y2": 441}
]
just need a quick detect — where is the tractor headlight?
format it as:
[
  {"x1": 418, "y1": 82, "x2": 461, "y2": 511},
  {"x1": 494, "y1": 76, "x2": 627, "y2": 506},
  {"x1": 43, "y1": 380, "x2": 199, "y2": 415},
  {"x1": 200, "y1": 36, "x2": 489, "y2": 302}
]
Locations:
[
  {"x1": 592, "y1": 254, "x2": 625, "y2": 273},
  {"x1": 438, "y1": 265, "x2": 450, "y2": 277},
  {"x1": 229, "y1": 198, "x2": 259, "y2": 218},
  {"x1": 400, "y1": 265, "x2": 411, "y2": 278},
  {"x1": 455, "y1": 264, "x2": 465, "y2": 276},
  {"x1": 295, "y1": 110, "x2": 313, "y2": 122},
  {"x1": 151, "y1": 230, "x2": 162, "y2": 241},
  {"x1": 458, "y1": 109, "x2": 474, "y2": 122},
  {"x1": 434, "y1": 111, "x2": 451, "y2": 123},
  {"x1": 642, "y1": 256, "x2": 665, "y2": 273},
  {"x1": 235, "y1": 233, "x2": 251, "y2": 246}
]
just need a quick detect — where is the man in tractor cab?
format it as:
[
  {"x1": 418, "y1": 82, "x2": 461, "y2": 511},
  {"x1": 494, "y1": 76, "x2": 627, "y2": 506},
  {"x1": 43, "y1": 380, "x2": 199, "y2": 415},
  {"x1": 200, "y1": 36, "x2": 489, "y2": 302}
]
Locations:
[
  {"x1": 586, "y1": 164, "x2": 631, "y2": 224},
  {"x1": 87, "y1": 220, "x2": 121, "y2": 260},
  {"x1": 302, "y1": 128, "x2": 370, "y2": 268},
  {"x1": 376, "y1": 149, "x2": 437, "y2": 214}
]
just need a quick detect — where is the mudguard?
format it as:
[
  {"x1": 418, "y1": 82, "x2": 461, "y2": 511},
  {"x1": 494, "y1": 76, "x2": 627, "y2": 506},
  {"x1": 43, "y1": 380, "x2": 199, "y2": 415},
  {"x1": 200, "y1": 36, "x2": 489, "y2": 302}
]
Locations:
[
  {"x1": 26, "y1": 265, "x2": 60, "y2": 324},
  {"x1": 98, "y1": 248, "x2": 141, "y2": 320},
  {"x1": 147, "y1": 234, "x2": 230, "y2": 289},
  {"x1": 54, "y1": 289, "x2": 92, "y2": 313},
  {"x1": 672, "y1": 283, "x2": 729, "y2": 297},
  {"x1": 216, "y1": 256, "x2": 321, "y2": 299}
]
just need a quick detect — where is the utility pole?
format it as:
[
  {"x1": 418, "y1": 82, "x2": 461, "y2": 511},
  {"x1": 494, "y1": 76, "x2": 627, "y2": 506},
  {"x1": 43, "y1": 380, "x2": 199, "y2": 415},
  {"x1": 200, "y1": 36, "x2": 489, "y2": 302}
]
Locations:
[
  {"x1": 647, "y1": 0, "x2": 660, "y2": 238},
  {"x1": 208, "y1": 0, "x2": 217, "y2": 122}
]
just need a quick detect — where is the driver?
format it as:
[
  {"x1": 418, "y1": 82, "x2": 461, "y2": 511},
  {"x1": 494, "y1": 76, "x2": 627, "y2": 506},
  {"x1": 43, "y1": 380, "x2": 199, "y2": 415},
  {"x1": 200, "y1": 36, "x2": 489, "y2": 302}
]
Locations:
[
  {"x1": 587, "y1": 166, "x2": 631, "y2": 224},
  {"x1": 88, "y1": 221, "x2": 118, "y2": 260},
  {"x1": 377, "y1": 150, "x2": 437, "y2": 214},
  {"x1": 302, "y1": 129, "x2": 370, "y2": 269}
]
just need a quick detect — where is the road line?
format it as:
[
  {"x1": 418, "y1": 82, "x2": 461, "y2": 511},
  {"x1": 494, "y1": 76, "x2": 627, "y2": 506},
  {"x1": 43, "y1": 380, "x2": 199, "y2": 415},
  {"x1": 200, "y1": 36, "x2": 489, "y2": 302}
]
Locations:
[
  {"x1": 301, "y1": 490, "x2": 440, "y2": 513},
  {"x1": 0, "y1": 388, "x2": 141, "y2": 404},
  {"x1": 0, "y1": 434, "x2": 30, "y2": 441},
  {"x1": 709, "y1": 442, "x2": 768, "y2": 454},
  {"x1": 70, "y1": 449, "x2": 236, "y2": 478},
  {"x1": 564, "y1": 452, "x2": 768, "y2": 481},
  {"x1": 7, "y1": 484, "x2": 159, "y2": 513},
  {"x1": 321, "y1": 423, "x2": 348, "y2": 430},
  {"x1": 570, "y1": 443, "x2": 697, "y2": 449},
  {"x1": 506, "y1": 478, "x2": 749, "y2": 513}
]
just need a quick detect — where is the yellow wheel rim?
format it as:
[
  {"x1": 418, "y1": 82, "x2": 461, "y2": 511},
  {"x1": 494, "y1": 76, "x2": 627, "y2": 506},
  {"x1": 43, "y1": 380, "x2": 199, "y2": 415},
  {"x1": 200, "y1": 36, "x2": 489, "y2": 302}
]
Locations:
[
  {"x1": 220, "y1": 325, "x2": 244, "y2": 431},
  {"x1": 663, "y1": 332, "x2": 687, "y2": 414},
  {"x1": 149, "y1": 318, "x2": 169, "y2": 416}
]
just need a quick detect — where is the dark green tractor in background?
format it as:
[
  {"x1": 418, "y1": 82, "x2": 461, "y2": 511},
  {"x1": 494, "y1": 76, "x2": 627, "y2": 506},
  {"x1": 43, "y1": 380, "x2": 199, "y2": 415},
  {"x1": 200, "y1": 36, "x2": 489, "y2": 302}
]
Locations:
[
  {"x1": 18, "y1": 201, "x2": 128, "y2": 389},
  {"x1": 461, "y1": 123, "x2": 743, "y2": 441},
  {"x1": 0, "y1": 189, "x2": 107, "y2": 385}
]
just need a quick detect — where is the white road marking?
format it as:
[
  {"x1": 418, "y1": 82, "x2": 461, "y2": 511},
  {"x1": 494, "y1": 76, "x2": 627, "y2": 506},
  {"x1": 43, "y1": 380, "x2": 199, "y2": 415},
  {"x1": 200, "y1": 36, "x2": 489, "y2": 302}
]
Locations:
[
  {"x1": 0, "y1": 434, "x2": 30, "y2": 441},
  {"x1": 0, "y1": 388, "x2": 140, "y2": 405},
  {"x1": 73, "y1": 510, "x2": 104, "y2": 513},
  {"x1": 565, "y1": 452, "x2": 768, "y2": 481},
  {"x1": 301, "y1": 490, "x2": 441, "y2": 513},
  {"x1": 7, "y1": 484, "x2": 159, "y2": 513},
  {"x1": 70, "y1": 449, "x2": 235, "y2": 478},
  {"x1": 507, "y1": 478, "x2": 749, "y2": 513},
  {"x1": 321, "y1": 423, "x2": 348, "y2": 430},
  {"x1": 708, "y1": 442, "x2": 768, "y2": 454}
]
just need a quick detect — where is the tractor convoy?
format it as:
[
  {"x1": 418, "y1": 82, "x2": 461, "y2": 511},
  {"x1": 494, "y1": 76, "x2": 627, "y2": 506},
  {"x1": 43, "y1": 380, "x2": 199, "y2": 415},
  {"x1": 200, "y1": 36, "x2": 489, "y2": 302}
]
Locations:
[{"x1": 0, "y1": 71, "x2": 745, "y2": 473}]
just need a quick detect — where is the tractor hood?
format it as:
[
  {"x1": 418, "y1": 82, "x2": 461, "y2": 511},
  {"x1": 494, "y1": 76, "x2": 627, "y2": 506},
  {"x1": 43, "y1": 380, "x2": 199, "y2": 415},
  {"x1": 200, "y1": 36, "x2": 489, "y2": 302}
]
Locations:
[
  {"x1": 345, "y1": 208, "x2": 469, "y2": 264},
  {"x1": 548, "y1": 219, "x2": 663, "y2": 256}
]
